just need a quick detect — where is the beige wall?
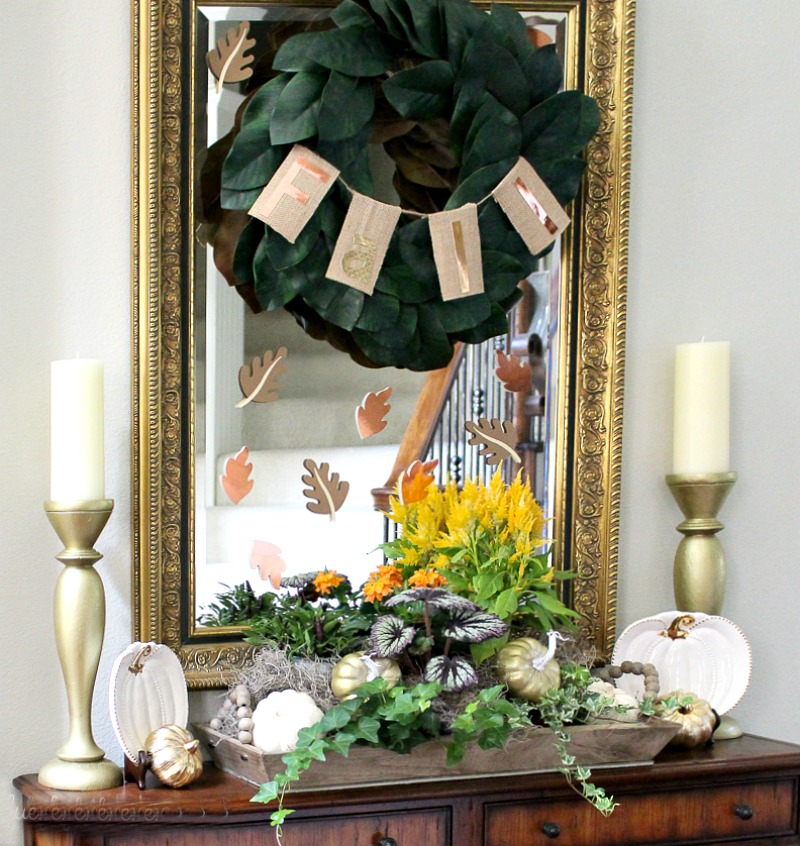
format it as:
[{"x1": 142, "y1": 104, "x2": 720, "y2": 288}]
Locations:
[{"x1": 2, "y1": 1, "x2": 799, "y2": 843}]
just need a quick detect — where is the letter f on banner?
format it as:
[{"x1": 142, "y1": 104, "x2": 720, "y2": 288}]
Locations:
[{"x1": 249, "y1": 145, "x2": 340, "y2": 244}]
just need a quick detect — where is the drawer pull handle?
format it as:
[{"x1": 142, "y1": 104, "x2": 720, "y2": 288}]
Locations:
[
  {"x1": 734, "y1": 804, "x2": 754, "y2": 821},
  {"x1": 378, "y1": 838, "x2": 398, "y2": 846},
  {"x1": 541, "y1": 822, "x2": 561, "y2": 838}
]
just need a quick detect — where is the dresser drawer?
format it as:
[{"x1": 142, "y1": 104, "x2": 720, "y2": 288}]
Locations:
[
  {"x1": 485, "y1": 779, "x2": 797, "y2": 846},
  {"x1": 106, "y1": 807, "x2": 450, "y2": 846}
]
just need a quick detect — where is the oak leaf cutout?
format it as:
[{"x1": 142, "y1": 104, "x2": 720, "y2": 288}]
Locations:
[
  {"x1": 250, "y1": 540, "x2": 286, "y2": 590},
  {"x1": 236, "y1": 347, "x2": 288, "y2": 408},
  {"x1": 221, "y1": 446, "x2": 255, "y2": 504},
  {"x1": 356, "y1": 386, "x2": 393, "y2": 439},
  {"x1": 206, "y1": 21, "x2": 256, "y2": 94},
  {"x1": 464, "y1": 418, "x2": 521, "y2": 465},
  {"x1": 301, "y1": 459, "x2": 349, "y2": 521},
  {"x1": 495, "y1": 350, "x2": 533, "y2": 393},
  {"x1": 399, "y1": 459, "x2": 439, "y2": 505}
]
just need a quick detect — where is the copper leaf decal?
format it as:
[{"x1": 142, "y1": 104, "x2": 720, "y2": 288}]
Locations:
[
  {"x1": 250, "y1": 540, "x2": 286, "y2": 590},
  {"x1": 356, "y1": 386, "x2": 392, "y2": 439},
  {"x1": 206, "y1": 22, "x2": 256, "y2": 94},
  {"x1": 495, "y1": 351, "x2": 532, "y2": 393},
  {"x1": 221, "y1": 446, "x2": 255, "y2": 504},
  {"x1": 399, "y1": 459, "x2": 439, "y2": 505},
  {"x1": 236, "y1": 346, "x2": 288, "y2": 408},
  {"x1": 301, "y1": 459, "x2": 349, "y2": 521},
  {"x1": 464, "y1": 418, "x2": 521, "y2": 465}
]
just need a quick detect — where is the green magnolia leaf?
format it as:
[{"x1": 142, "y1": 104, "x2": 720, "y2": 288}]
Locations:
[
  {"x1": 232, "y1": 219, "x2": 264, "y2": 290},
  {"x1": 450, "y1": 302, "x2": 510, "y2": 344},
  {"x1": 441, "y1": 609, "x2": 508, "y2": 643},
  {"x1": 275, "y1": 28, "x2": 393, "y2": 77},
  {"x1": 355, "y1": 290, "x2": 401, "y2": 331},
  {"x1": 440, "y1": 0, "x2": 484, "y2": 68},
  {"x1": 270, "y1": 72, "x2": 327, "y2": 145},
  {"x1": 461, "y1": 96, "x2": 521, "y2": 182},
  {"x1": 383, "y1": 61, "x2": 454, "y2": 121},
  {"x1": 319, "y1": 73, "x2": 375, "y2": 141},
  {"x1": 223, "y1": 77, "x2": 290, "y2": 191},
  {"x1": 424, "y1": 655, "x2": 478, "y2": 692},
  {"x1": 488, "y1": 2, "x2": 532, "y2": 61},
  {"x1": 432, "y1": 294, "x2": 491, "y2": 333},
  {"x1": 370, "y1": 615, "x2": 417, "y2": 656},
  {"x1": 458, "y1": 21, "x2": 530, "y2": 117},
  {"x1": 532, "y1": 156, "x2": 588, "y2": 207},
  {"x1": 445, "y1": 158, "x2": 515, "y2": 210},
  {"x1": 265, "y1": 216, "x2": 321, "y2": 271},
  {"x1": 521, "y1": 44, "x2": 563, "y2": 107},
  {"x1": 521, "y1": 91, "x2": 602, "y2": 160},
  {"x1": 331, "y1": 0, "x2": 375, "y2": 29},
  {"x1": 220, "y1": 185, "x2": 265, "y2": 211},
  {"x1": 449, "y1": 76, "x2": 488, "y2": 159}
]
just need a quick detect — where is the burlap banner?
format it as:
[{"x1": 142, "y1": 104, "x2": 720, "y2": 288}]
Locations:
[
  {"x1": 248, "y1": 148, "x2": 570, "y2": 301},
  {"x1": 492, "y1": 158, "x2": 570, "y2": 255},
  {"x1": 249, "y1": 145, "x2": 339, "y2": 243},
  {"x1": 428, "y1": 204, "x2": 484, "y2": 301},
  {"x1": 325, "y1": 193, "x2": 402, "y2": 294}
]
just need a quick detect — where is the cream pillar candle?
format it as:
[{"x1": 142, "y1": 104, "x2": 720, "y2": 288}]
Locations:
[
  {"x1": 50, "y1": 359, "x2": 105, "y2": 501},
  {"x1": 672, "y1": 341, "x2": 730, "y2": 474}
]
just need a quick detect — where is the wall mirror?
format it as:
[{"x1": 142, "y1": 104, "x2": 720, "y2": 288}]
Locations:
[{"x1": 133, "y1": 0, "x2": 635, "y2": 688}]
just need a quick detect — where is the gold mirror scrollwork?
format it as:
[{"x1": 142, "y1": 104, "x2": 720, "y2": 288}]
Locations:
[{"x1": 133, "y1": 0, "x2": 635, "y2": 688}]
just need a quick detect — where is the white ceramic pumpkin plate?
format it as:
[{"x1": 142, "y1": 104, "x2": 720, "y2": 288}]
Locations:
[
  {"x1": 611, "y1": 611, "x2": 751, "y2": 715},
  {"x1": 109, "y1": 642, "x2": 189, "y2": 762}
]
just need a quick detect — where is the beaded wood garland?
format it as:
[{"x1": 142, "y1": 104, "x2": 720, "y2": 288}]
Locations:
[{"x1": 203, "y1": 0, "x2": 600, "y2": 371}]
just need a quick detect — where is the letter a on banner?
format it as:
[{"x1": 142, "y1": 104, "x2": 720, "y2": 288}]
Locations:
[
  {"x1": 492, "y1": 158, "x2": 570, "y2": 255},
  {"x1": 326, "y1": 193, "x2": 402, "y2": 294},
  {"x1": 428, "y1": 204, "x2": 484, "y2": 301},
  {"x1": 249, "y1": 145, "x2": 340, "y2": 244}
]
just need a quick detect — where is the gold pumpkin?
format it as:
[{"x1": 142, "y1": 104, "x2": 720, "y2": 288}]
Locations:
[
  {"x1": 145, "y1": 725, "x2": 204, "y2": 788},
  {"x1": 331, "y1": 652, "x2": 402, "y2": 700},
  {"x1": 496, "y1": 637, "x2": 561, "y2": 702},
  {"x1": 658, "y1": 690, "x2": 718, "y2": 748}
]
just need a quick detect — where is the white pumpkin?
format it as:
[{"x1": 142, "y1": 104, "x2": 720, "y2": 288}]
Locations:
[
  {"x1": 251, "y1": 691, "x2": 324, "y2": 754},
  {"x1": 109, "y1": 642, "x2": 189, "y2": 763},
  {"x1": 587, "y1": 680, "x2": 640, "y2": 723},
  {"x1": 611, "y1": 611, "x2": 751, "y2": 715}
]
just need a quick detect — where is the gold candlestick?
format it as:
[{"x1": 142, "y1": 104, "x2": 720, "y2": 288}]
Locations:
[
  {"x1": 666, "y1": 472, "x2": 737, "y2": 615},
  {"x1": 38, "y1": 500, "x2": 123, "y2": 791}
]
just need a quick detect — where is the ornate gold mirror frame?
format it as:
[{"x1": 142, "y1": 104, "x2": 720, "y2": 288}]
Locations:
[{"x1": 133, "y1": 0, "x2": 635, "y2": 688}]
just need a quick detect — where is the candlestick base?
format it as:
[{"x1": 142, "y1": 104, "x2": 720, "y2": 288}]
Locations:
[
  {"x1": 666, "y1": 472, "x2": 737, "y2": 615},
  {"x1": 39, "y1": 500, "x2": 122, "y2": 791},
  {"x1": 38, "y1": 757, "x2": 123, "y2": 792}
]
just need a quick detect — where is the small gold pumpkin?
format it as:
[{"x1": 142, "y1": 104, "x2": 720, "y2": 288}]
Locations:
[
  {"x1": 658, "y1": 690, "x2": 718, "y2": 748},
  {"x1": 145, "y1": 725, "x2": 204, "y2": 788},
  {"x1": 331, "y1": 652, "x2": 402, "y2": 700},
  {"x1": 496, "y1": 637, "x2": 561, "y2": 702}
]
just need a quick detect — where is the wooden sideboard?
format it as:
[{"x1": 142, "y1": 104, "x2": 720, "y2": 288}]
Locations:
[{"x1": 14, "y1": 735, "x2": 800, "y2": 846}]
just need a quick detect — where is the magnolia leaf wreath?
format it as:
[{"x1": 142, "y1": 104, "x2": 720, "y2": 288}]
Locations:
[{"x1": 202, "y1": 0, "x2": 600, "y2": 371}]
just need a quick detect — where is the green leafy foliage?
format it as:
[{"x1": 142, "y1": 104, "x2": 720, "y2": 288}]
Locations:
[
  {"x1": 198, "y1": 576, "x2": 378, "y2": 660},
  {"x1": 212, "y1": 0, "x2": 600, "y2": 371}
]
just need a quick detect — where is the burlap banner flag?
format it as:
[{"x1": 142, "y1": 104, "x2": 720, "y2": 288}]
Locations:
[
  {"x1": 493, "y1": 158, "x2": 570, "y2": 255},
  {"x1": 428, "y1": 203, "x2": 484, "y2": 301},
  {"x1": 249, "y1": 145, "x2": 340, "y2": 244},
  {"x1": 326, "y1": 193, "x2": 402, "y2": 294}
]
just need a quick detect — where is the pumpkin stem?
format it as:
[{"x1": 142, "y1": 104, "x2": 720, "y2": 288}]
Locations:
[{"x1": 661, "y1": 614, "x2": 696, "y2": 640}]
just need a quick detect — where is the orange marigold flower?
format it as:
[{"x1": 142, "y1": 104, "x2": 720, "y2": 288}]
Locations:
[
  {"x1": 363, "y1": 578, "x2": 395, "y2": 603},
  {"x1": 375, "y1": 564, "x2": 403, "y2": 587},
  {"x1": 313, "y1": 570, "x2": 344, "y2": 595},
  {"x1": 408, "y1": 569, "x2": 448, "y2": 588}
]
